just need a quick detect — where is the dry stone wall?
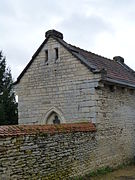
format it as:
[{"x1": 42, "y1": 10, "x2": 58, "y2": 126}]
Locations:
[
  {"x1": 0, "y1": 123, "x2": 98, "y2": 179},
  {"x1": 0, "y1": 121, "x2": 134, "y2": 179}
]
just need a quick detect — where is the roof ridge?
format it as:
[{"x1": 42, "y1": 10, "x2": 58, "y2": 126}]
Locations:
[
  {"x1": 69, "y1": 43, "x2": 135, "y2": 77},
  {"x1": 69, "y1": 43, "x2": 114, "y2": 63},
  {"x1": 57, "y1": 38, "x2": 114, "y2": 64},
  {"x1": 14, "y1": 33, "x2": 135, "y2": 88}
]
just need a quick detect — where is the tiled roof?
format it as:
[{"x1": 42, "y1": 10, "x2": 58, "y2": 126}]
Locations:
[
  {"x1": 14, "y1": 30, "x2": 135, "y2": 88},
  {"x1": 70, "y1": 44, "x2": 135, "y2": 86},
  {"x1": 0, "y1": 123, "x2": 96, "y2": 137},
  {"x1": 57, "y1": 38, "x2": 135, "y2": 88}
]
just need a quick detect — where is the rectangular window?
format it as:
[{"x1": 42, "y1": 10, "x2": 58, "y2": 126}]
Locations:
[
  {"x1": 45, "y1": 50, "x2": 48, "y2": 62},
  {"x1": 55, "y1": 48, "x2": 58, "y2": 60}
]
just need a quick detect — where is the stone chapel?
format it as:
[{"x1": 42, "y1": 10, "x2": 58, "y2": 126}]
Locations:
[{"x1": 14, "y1": 30, "x2": 135, "y2": 128}]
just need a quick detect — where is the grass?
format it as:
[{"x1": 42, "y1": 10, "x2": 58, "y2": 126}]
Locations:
[
  {"x1": 72, "y1": 160, "x2": 135, "y2": 180},
  {"x1": 89, "y1": 166, "x2": 113, "y2": 177},
  {"x1": 71, "y1": 166, "x2": 113, "y2": 180}
]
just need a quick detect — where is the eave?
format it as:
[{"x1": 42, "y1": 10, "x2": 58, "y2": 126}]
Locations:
[{"x1": 102, "y1": 77, "x2": 135, "y2": 89}]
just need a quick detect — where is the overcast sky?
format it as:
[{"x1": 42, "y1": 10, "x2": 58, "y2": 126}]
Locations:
[{"x1": 1, "y1": 0, "x2": 135, "y2": 81}]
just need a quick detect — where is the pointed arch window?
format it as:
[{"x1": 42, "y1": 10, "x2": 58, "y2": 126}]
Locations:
[
  {"x1": 46, "y1": 111, "x2": 61, "y2": 124},
  {"x1": 44, "y1": 107, "x2": 65, "y2": 124}
]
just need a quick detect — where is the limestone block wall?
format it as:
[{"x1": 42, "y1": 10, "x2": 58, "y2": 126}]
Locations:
[
  {"x1": 95, "y1": 85, "x2": 135, "y2": 166},
  {"x1": 15, "y1": 37, "x2": 100, "y2": 124}
]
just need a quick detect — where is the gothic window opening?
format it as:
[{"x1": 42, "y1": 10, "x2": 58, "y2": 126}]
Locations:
[
  {"x1": 45, "y1": 107, "x2": 65, "y2": 124},
  {"x1": 46, "y1": 111, "x2": 61, "y2": 124}
]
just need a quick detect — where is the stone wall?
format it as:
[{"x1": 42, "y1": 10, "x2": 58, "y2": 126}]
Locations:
[
  {"x1": 95, "y1": 84, "x2": 135, "y2": 167},
  {"x1": 0, "y1": 123, "x2": 98, "y2": 179},
  {"x1": 15, "y1": 37, "x2": 100, "y2": 124},
  {"x1": 0, "y1": 121, "x2": 134, "y2": 179}
]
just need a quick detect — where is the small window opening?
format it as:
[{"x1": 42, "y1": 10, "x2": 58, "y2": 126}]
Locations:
[
  {"x1": 109, "y1": 85, "x2": 115, "y2": 92},
  {"x1": 129, "y1": 89, "x2": 134, "y2": 95},
  {"x1": 121, "y1": 87, "x2": 125, "y2": 94},
  {"x1": 45, "y1": 50, "x2": 48, "y2": 62},
  {"x1": 53, "y1": 115, "x2": 60, "y2": 124},
  {"x1": 55, "y1": 48, "x2": 58, "y2": 60}
]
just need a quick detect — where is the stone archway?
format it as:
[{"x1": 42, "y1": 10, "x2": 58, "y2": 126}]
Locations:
[{"x1": 44, "y1": 107, "x2": 65, "y2": 124}]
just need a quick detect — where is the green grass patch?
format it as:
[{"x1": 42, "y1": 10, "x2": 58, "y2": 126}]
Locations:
[
  {"x1": 72, "y1": 166, "x2": 113, "y2": 180},
  {"x1": 89, "y1": 166, "x2": 113, "y2": 177},
  {"x1": 72, "y1": 159, "x2": 135, "y2": 180}
]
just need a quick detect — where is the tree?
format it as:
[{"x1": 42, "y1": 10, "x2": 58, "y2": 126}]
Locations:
[{"x1": 0, "y1": 51, "x2": 18, "y2": 125}]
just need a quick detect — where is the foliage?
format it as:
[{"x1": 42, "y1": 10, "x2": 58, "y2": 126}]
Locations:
[{"x1": 0, "y1": 51, "x2": 18, "y2": 125}]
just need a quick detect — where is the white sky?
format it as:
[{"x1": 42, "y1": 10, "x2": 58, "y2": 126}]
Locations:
[{"x1": 0, "y1": 0, "x2": 135, "y2": 81}]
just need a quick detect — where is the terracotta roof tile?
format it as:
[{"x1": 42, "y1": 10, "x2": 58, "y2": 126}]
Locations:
[
  {"x1": 0, "y1": 123, "x2": 96, "y2": 137},
  {"x1": 68, "y1": 44, "x2": 135, "y2": 86}
]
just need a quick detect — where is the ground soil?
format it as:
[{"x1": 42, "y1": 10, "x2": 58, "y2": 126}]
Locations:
[{"x1": 90, "y1": 165, "x2": 135, "y2": 180}]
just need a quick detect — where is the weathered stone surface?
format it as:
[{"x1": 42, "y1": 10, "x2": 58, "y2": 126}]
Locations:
[
  {"x1": 13, "y1": 33, "x2": 135, "y2": 179},
  {"x1": 0, "y1": 130, "x2": 97, "y2": 179},
  {"x1": 0, "y1": 117, "x2": 134, "y2": 179},
  {"x1": 15, "y1": 37, "x2": 100, "y2": 124},
  {"x1": 95, "y1": 85, "x2": 135, "y2": 168}
]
